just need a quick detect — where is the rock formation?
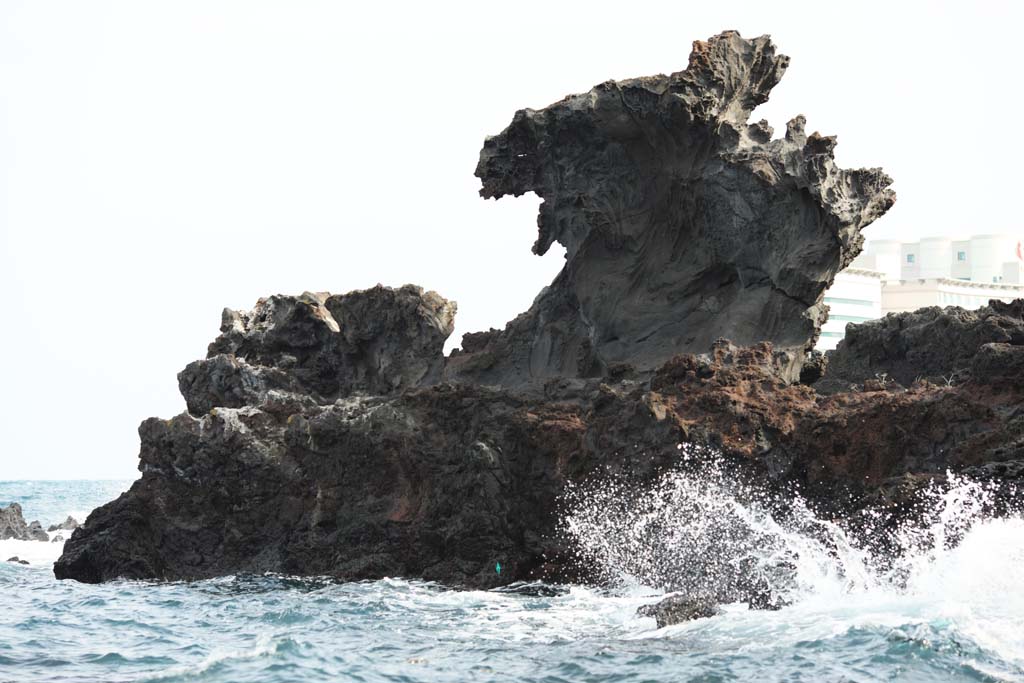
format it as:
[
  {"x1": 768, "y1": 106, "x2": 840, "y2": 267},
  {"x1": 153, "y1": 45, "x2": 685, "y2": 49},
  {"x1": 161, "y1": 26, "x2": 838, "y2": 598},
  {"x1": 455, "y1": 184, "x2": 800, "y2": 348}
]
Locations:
[
  {"x1": 638, "y1": 595, "x2": 721, "y2": 627},
  {"x1": 1, "y1": 503, "x2": 49, "y2": 542},
  {"x1": 56, "y1": 32, "x2": 1019, "y2": 593},
  {"x1": 178, "y1": 286, "x2": 455, "y2": 415},
  {"x1": 447, "y1": 30, "x2": 894, "y2": 386},
  {"x1": 56, "y1": 332, "x2": 1024, "y2": 585},
  {"x1": 47, "y1": 516, "x2": 79, "y2": 533},
  {"x1": 823, "y1": 299, "x2": 1024, "y2": 387}
]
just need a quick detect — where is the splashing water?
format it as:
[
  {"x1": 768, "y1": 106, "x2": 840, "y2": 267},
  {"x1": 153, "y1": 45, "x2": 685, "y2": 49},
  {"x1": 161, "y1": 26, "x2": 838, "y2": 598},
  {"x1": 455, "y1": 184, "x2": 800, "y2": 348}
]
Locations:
[
  {"x1": 562, "y1": 446, "x2": 1024, "y2": 671},
  {"x1": 3, "y1": 476, "x2": 1024, "y2": 682}
]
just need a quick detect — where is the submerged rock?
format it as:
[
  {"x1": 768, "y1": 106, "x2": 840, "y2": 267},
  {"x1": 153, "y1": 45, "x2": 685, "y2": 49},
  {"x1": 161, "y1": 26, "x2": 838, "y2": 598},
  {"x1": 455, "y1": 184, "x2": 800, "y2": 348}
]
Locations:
[
  {"x1": 47, "y1": 517, "x2": 79, "y2": 533},
  {"x1": 637, "y1": 595, "x2": 720, "y2": 627}
]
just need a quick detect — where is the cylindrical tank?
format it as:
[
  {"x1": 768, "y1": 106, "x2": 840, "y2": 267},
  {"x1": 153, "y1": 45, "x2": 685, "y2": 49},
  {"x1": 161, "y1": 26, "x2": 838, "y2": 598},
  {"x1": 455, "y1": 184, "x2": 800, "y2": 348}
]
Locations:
[
  {"x1": 917, "y1": 237, "x2": 952, "y2": 279},
  {"x1": 867, "y1": 240, "x2": 902, "y2": 281},
  {"x1": 970, "y1": 234, "x2": 1014, "y2": 283}
]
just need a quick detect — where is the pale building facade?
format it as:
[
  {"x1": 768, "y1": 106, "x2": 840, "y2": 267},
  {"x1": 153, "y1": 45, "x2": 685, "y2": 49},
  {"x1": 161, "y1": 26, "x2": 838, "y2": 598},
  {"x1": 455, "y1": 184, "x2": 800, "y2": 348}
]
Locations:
[
  {"x1": 818, "y1": 269, "x2": 884, "y2": 350},
  {"x1": 857, "y1": 234, "x2": 1024, "y2": 285},
  {"x1": 815, "y1": 233, "x2": 1024, "y2": 350}
]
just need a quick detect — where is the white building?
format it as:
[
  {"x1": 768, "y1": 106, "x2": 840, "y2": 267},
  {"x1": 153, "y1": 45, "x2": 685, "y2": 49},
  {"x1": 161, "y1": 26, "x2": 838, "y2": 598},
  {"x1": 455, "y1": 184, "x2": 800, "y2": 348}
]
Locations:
[
  {"x1": 816, "y1": 233, "x2": 1024, "y2": 350},
  {"x1": 818, "y1": 269, "x2": 884, "y2": 350},
  {"x1": 857, "y1": 234, "x2": 1024, "y2": 285}
]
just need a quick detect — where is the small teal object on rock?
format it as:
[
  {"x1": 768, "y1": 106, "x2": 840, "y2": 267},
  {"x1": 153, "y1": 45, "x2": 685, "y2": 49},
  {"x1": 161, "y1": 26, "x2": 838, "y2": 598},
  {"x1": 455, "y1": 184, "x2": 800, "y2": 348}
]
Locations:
[{"x1": 495, "y1": 562, "x2": 502, "y2": 575}]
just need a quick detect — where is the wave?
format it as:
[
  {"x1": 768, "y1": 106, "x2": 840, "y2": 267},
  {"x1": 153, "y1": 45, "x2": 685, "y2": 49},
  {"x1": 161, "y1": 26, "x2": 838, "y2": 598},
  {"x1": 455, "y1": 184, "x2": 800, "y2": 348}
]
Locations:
[{"x1": 561, "y1": 446, "x2": 1024, "y2": 669}]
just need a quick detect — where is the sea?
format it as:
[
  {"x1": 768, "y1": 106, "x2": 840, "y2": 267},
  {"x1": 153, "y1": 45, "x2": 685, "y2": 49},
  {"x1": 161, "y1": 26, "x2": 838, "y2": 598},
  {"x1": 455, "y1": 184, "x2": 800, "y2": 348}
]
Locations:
[{"x1": 1, "y1": 471, "x2": 1023, "y2": 683}]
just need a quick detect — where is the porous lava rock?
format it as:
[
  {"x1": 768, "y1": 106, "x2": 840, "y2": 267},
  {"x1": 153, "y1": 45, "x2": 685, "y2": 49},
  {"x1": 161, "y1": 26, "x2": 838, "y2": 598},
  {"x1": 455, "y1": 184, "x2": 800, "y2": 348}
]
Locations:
[
  {"x1": 178, "y1": 286, "x2": 456, "y2": 415},
  {"x1": 824, "y1": 299, "x2": 1024, "y2": 387},
  {"x1": 637, "y1": 595, "x2": 721, "y2": 627},
  {"x1": 447, "y1": 30, "x2": 894, "y2": 386},
  {"x1": 55, "y1": 335, "x2": 1024, "y2": 585}
]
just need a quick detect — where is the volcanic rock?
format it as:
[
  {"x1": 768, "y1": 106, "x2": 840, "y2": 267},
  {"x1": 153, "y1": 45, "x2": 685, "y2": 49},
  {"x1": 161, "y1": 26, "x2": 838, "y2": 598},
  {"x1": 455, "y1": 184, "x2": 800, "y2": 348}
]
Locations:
[
  {"x1": 26, "y1": 521, "x2": 48, "y2": 542},
  {"x1": 824, "y1": 299, "x2": 1024, "y2": 387},
  {"x1": 180, "y1": 286, "x2": 456, "y2": 416},
  {"x1": 447, "y1": 30, "x2": 894, "y2": 386},
  {"x1": 56, "y1": 32, "x2": 1024, "y2": 591},
  {"x1": 638, "y1": 595, "x2": 720, "y2": 627},
  {"x1": 0, "y1": 503, "x2": 28, "y2": 540},
  {"x1": 47, "y1": 517, "x2": 79, "y2": 533},
  {"x1": 55, "y1": 334, "x2": 1024, "y2": 585},
  {"x1": 1, "y1": 503, "x2": 48, "y2": 542},
  {"x1": 6, "y1": 556, "x2": 30, "y2": 565}
]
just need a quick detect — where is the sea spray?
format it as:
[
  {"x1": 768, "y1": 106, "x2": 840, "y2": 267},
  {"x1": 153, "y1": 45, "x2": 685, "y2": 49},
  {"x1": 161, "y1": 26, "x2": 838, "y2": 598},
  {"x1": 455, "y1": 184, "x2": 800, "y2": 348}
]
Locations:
[
  {"x1": 4, "y1": 479, "x2": 1024, "y2": 681},
  {"x1": 560, "y1": 445, "x2": 1022, "y2": 609}
]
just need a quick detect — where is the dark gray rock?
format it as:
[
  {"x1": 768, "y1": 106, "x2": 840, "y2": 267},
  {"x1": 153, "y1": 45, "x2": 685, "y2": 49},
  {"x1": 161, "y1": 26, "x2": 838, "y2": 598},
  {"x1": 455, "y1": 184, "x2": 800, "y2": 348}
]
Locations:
[
  {"x1": 638, "y1": 595, "x2": 720, "y2": 627},
  {"x1": 1, "y1": 503, "x2": 47, "y2": 541},
  {"x1": 824, "y1": 299, "x2": 1024, "y2": 386},
  {"x1": 6, "y1": 556, "x2": 30, "y2": 565},
  {"x1": 26, "y1": 521, "x2": 48, "y2": 542},
  {"x1": 799, "y1": 349, "x2": 829, "y2": 385},
  {"x1": 47, "y1": 516, "x2": 79, "y2": 533},
  {"x1": 52, "y1": 535, "x2": 64, "y2": 543},
  {"x1": 447, "y1": 30, "x2": 894, "y2": 386},
  {"x1": 181, "y1": 286, "x2": 456, "y2": 415},
  {"x1": 0, "y1": 503, "x2": 29, "y2": 540}
]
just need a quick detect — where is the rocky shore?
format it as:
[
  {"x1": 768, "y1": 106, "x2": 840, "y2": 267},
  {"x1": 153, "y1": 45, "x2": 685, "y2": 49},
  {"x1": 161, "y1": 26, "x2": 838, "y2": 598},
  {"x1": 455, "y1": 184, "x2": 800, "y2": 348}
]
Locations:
[
  {"x1": 1, "y1": 504, "x2": 50, "y2": 543},
  {"x1": 2, "y1": 503, "x2": 79, "y2": 565},
  {"x1": 55, "y1": 32, "x2": 1021, "y2": 607}
]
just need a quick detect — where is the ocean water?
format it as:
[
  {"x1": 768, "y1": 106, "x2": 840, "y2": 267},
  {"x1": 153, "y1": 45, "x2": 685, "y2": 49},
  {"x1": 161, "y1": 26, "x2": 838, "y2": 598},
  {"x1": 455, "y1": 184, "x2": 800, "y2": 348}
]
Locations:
[{"x1": 2, "y1": 473, "x2": 1023, "y2": 683}]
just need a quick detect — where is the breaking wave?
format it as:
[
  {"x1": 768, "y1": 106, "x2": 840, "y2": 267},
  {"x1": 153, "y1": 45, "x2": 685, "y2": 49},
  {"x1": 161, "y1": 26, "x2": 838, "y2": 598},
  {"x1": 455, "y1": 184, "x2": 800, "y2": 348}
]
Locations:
[
  {"x1": 562, "y1": 445, "x2": 1024, "y2": 672},
  {"x1": 3, "y1": 472, "x2": 1023, "y2": 682}
]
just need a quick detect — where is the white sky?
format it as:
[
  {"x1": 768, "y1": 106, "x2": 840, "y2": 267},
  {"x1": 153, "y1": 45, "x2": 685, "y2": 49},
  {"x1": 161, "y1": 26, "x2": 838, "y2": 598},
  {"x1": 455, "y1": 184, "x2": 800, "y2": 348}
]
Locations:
[{"x1": 2, "y1": 1, "x2": 1022, "y2": 479}]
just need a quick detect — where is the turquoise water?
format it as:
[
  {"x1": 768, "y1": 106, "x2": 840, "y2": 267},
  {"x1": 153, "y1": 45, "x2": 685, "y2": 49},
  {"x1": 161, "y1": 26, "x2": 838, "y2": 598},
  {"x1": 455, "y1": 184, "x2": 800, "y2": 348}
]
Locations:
[{"x1": 2, "y1": 479, "x2": 1023, "y2": 682}]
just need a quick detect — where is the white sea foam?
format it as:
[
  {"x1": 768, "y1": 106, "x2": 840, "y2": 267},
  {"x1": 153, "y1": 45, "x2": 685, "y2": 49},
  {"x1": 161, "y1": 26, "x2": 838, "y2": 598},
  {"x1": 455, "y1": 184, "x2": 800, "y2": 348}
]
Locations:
[
  {"x1": 0, "y1": 537, "x2": 65, "y2": 567},
  {"x1": 562, "y1": 446, "x2": 1024, "y2": 667}
]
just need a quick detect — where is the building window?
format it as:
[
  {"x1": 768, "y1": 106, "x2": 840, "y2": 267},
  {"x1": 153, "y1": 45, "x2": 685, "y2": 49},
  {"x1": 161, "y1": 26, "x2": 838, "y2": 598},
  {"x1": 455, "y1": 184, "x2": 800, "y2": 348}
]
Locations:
[
  {"x1": 824, "y1": 296, "x2": 874, "y2": 306},
  {"x1": 957, "y1": 251, "x2": 967, "y2": 261},
  {"x1": 906, "y1": 254, "x2": 915, "y2": 263}
]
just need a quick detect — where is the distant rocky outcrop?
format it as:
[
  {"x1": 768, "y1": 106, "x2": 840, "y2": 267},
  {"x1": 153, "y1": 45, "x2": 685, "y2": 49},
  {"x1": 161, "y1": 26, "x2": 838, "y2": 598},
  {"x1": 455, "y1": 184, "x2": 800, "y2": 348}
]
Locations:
[
  {"x1": 1, "y1": 504, "x2": 49, "y2": 542},
  {"x1": 6, "y1": 556, "x2": 30, "y2": 565},
  {"x1": 47, "y1": 517, "x2": 79, "y2": 533},
  {"x1": 824, "y1": 299, "x2": 1024, "y2": 387},
  {"x1": 56, "y1": 32, "x2": 1018, "y2": 594}
]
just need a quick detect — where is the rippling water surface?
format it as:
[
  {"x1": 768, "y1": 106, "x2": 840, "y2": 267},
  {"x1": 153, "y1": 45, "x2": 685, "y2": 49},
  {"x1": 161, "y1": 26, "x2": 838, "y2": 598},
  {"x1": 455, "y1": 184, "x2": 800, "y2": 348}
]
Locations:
[{"x1": 2, "y1": 477, "x2": 1023, "y2": 682}]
